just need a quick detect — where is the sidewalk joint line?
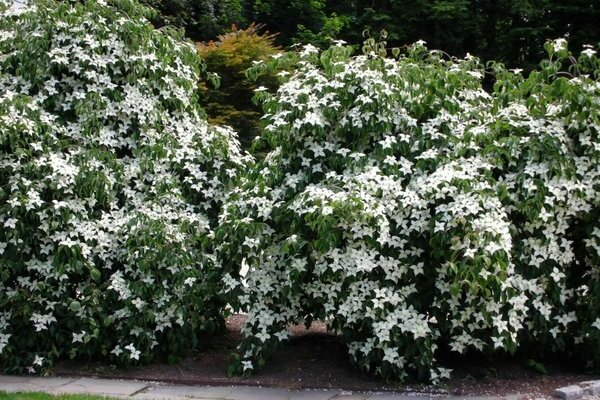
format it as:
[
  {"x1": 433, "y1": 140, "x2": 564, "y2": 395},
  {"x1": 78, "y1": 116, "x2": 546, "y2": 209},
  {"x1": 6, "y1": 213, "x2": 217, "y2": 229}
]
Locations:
[
  {"x1": 57, "y1": 377, "x2": 79, "y2": 387},
  {"x1": 129, "y1": 383, "x2": 153, "y2": 397}
]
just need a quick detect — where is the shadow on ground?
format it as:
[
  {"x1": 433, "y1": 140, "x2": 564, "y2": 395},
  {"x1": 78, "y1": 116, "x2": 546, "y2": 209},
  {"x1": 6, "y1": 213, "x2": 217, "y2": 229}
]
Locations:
[{"x1": 53, "y1": 315, "x2": 598, "y2": 397}]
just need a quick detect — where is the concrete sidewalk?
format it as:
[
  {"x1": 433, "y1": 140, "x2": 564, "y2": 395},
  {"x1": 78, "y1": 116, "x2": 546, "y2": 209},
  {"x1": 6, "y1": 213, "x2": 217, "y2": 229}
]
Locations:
[{"x1": 0, "y1": 374, "x2": 527, "y2": 400}]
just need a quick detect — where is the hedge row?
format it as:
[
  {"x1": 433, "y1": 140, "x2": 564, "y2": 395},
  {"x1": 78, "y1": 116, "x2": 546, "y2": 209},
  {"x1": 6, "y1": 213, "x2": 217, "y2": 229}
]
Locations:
[
  {"x1": 0, "y1": 0, "x2": 250, "y2": 372},
  {"x1": 1, "y1": 0, "x2": 599, "y2": 383}
]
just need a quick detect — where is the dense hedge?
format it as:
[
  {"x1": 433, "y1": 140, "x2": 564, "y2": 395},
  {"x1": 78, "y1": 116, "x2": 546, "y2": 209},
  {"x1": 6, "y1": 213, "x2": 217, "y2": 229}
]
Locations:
[
  {"x1": 0, "y1": 0, "x2": 249, "y2": 372},
  {"x1": 217, "y1": 40, "x2": 600, "y2": 382},
  {"x1": 1, "y1": 0, "x2": 599, "y2": 384}
]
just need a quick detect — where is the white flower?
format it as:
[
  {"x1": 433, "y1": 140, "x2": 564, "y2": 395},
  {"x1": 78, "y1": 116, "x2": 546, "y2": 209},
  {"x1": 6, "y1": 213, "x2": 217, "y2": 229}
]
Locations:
[
  {"x1": 111, "y1": 345, "x2": 123, "y2": 357},
  {"x1": 491, "y1": 336, "x2": 504, "y2": 349},
  {"x1": 581, "y1": 48, "x2": 596, "y2": 58},
  {"x1": 131, "y1": 298, "x2": 146, "y2": 311},
  {"x1": 33, "y1": 355, "x2": 44, "y2": 366},
  {"x1": 485, "y1": 242, "x2": 503, "y2": 255},
  {"x1": 184, "y1": 277, "x2": 197, "y2": 287},
  {"x1": 242, "y1": 360, "x2": 254, "y2": 371},
  {"x1": 124, "y1": 343, "x2": 140, "y2": 360},
  {"x1": 378, "y1": 346, "x2": 395, "y2": 364},
  {"x1": 322, "y1": 206, "x2": 334, "y2": 216},
  {"x1": 274, "y1": 330, "x2": 289, "y2": 341},
  {"x1": 287, "y1": 234, "x2": 298, "y2": 243},
  {"x1": 3, "y1": 218, "x2": 17, "y2": 229},
  {"x1": 550, "y1": 267, "x2": 566, "y2": 283},
  {"x1": 410, "y1": 263, "x2": 424, "y2": 276},
  {"x1": 438, "y1": 367, "x2": 452, "y2": 380},
  {"x1": 72, "y1": 331, "x2": 85, "y2": 343},
  {"x1": 552, "y1": 38, "x2": 568, "y2": 52},
  {"x1": 300, "y1": 44, "x2": 319, "y2": 56},
  {"x1": 0, "y1": 333, "x2": 11, "y2": 354},
  {"x1": 255, "y1": 331, "x2": 270, "y2": 342},
  {"x1": 464, "y1": 248, "x2": 477, "y2": 258}
]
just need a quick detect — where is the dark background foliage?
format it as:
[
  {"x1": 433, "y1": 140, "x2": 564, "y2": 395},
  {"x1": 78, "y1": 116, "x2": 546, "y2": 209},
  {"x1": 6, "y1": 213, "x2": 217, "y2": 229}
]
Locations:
[{"x1": 142, "y1": 0, "x2": 600, "y2": 69}]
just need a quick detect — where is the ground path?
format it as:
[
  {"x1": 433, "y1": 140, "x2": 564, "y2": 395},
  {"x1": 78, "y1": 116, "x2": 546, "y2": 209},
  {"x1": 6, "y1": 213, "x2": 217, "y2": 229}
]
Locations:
[{"x1": 0, "y1": 375, "x2": 526, "y2": 399}]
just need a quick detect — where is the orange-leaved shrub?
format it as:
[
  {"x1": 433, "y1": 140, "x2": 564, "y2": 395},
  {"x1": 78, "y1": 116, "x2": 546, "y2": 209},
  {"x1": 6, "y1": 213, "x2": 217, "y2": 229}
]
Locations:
[{"x1": 198, "y1": 24, "x2": 281, "y2": 148}]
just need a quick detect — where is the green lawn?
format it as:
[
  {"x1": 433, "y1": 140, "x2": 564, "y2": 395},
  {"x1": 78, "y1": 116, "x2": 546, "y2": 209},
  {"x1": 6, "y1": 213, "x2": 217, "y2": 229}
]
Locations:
[{"x1": 0, "y1": 393, "x2": 116, "y2": 400}]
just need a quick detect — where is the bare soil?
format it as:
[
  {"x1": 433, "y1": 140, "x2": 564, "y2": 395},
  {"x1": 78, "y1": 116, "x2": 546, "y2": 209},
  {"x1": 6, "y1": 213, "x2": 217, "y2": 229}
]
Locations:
[{"x1": 52, "y1": 315, "x2": 599, "y2": 398}]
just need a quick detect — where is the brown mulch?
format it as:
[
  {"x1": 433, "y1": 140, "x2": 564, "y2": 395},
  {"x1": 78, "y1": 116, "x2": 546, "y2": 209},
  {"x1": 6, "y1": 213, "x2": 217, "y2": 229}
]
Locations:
[{"x1": 52, "y1": 315, "x2": 599, "y2": 398}]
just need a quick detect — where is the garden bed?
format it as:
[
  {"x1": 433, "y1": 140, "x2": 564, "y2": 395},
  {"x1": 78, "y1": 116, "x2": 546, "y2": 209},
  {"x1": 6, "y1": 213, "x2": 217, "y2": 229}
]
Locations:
[{"x1": 51, "y1": 315, "x2": 598, "y2": 398}]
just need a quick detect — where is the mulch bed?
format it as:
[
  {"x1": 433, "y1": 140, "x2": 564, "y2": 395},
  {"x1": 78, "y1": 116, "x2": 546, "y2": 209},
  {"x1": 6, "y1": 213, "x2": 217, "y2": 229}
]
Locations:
[{"x1": 52, "y1": 315, "x2": 599, "y2": 398}]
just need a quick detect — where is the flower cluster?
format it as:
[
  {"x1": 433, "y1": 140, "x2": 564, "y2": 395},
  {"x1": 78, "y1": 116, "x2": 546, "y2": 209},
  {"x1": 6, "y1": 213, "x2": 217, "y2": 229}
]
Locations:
[
  {"x1": 217, "y1": 40, "x2": 600, "y2": 381},
  {"x1": 0, "y1": 0, "x2": 250, "y2": 372}
]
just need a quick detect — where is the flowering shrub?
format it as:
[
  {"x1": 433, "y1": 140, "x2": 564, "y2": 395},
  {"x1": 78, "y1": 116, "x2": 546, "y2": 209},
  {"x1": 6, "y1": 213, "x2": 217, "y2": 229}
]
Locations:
[
  {"x1": 491, "y1": 40, "x2": 600, "y2": 367},
  {"x1": 0, "y1": 0, "x2": 250, "y2": 372},
  {"x1": 217, "y1": 40, "x2": 600, "y2": 381}
]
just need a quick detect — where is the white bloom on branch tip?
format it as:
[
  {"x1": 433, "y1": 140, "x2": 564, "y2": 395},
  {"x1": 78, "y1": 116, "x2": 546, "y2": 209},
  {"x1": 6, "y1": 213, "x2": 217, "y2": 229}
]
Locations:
[
  {"x1": 125, "y1": 343, "x2": 140, "y2": 360},
  {"x1": 111, "y1": 345, "x2": 123, "y2": 357},
  {"x1": 72, "y1": 331, "x2": 85, "y2": 343},
  {"x1": 242, "y1": 360, "x2": 254, "y2": 371},
  {"x1": 581, "y1": 48, "x2": 596, "y2": 58},
  {"x1": 33, "y1": 355, "x2": 44, "y2": 366}
]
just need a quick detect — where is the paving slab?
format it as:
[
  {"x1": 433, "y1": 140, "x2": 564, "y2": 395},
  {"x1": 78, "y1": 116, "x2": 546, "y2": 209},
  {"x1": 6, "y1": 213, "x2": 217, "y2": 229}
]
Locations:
[
  {"x1": 0, "y1": 374, "x2": 29, "y2": 383},
  {"x1": 331, "y1": 392, "x2": 371, "y2": 400},
  {"x1": 224, "y1": 385, "x2": 292, "y2": 400},
  {"x1": 366, "y1": 393, "x2": 441, "y2": 400},
  {"x1": 132, "y1": 393, "x2": 191, "y2": 400},
  {"x1": 0, "y1": 374, "x2": 30, "y2": 391},
  {"x1": 134, "y1": 384, "x2": 234, "y2": 400},
  {"x1": 287, "y1": 389, "x2": 341, "y2": 400},
  {"x1": 50, "y1": 377, "x2": 149, "y2": 396},
  {"x1": 465, "y1": 397, "x2": 518, "y2": 400},
  {"x1": 0, "y1": 375, "x2": 76, "y2": 393}
]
